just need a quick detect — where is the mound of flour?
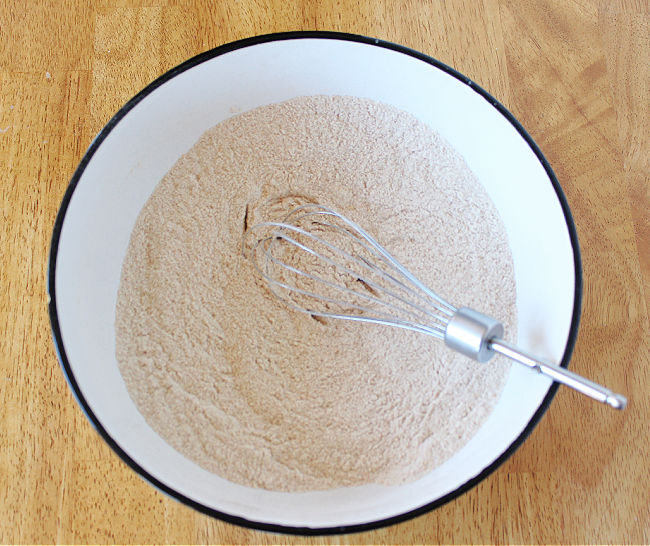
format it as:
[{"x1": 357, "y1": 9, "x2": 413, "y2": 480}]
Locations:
[{"x1": 115, "y1": 95, "x2": 516, "y2": 492}]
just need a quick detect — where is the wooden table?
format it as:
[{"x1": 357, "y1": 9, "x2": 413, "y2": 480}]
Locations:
[{"x1": 1, "y1": 1, "x2": 648, "y2": 543}]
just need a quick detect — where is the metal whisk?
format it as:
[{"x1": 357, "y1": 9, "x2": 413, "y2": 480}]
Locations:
[{"x1": 245, "y1": 203, "x2": 627, "y2": 410}]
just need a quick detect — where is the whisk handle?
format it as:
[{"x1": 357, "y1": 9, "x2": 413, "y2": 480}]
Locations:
[
  {"x1": 444, "y1": 308, "x2": 626, "y2": 409},
  {"x1": 489, "y1": 338, "x2": 627, "y2": 410}
]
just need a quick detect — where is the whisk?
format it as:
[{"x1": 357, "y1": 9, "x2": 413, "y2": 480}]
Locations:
[{"x1": 245, "y1": 203, "x2": 627, "y2": 410}]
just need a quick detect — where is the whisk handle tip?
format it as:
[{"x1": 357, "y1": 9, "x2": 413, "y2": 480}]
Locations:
[{"x1": 606, "y1": 393, "x2": 628, "y2": 410}]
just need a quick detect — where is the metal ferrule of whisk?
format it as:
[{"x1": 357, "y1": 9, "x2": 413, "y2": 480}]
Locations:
[
  {"x1": 444, "y1": 307, "x2": 504, "y2": 362},
  {"x1": 246, "y1": 203, "x2": 627, "y2": 410}
]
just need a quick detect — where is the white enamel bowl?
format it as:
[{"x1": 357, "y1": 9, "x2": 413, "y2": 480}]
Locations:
[{"x1": 48, "y1": 32, "x2": 581, "y2": 534}]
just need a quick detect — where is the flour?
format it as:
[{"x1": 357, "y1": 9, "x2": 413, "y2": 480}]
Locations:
[{"x1": 115, "y1": 95, "x2": 516, "y2": 492}]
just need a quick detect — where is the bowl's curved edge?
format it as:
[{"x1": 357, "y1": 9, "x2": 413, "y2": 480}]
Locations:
[{"x1": 47, "y1": 30, "x2": 582, "y2": 536}]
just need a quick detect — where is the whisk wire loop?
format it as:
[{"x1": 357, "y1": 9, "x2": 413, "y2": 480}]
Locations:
[
  {"x1": 251, "y1": 227, "x2": 448, "y2": 338},
  {"x1": 248, "y1": 207, "x2": 456, "y2": 336},
  {"x1": 262, "y1": 224, "x2": 451, "y2": 326},
  {"x1": 283, "y1": 205, "x2": 457, "y2": 316}
]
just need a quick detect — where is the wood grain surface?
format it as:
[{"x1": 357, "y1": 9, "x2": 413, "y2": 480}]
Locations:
[{"x1": 1, "y1": 0, "x2": 648, "y2": 543}]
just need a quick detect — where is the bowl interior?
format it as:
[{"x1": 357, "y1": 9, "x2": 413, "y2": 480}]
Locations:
[{"x1": 51, "y1": 36, "x2": 577, "y2": 530}]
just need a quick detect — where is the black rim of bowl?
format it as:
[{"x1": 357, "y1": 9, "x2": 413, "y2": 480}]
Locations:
[{"x1": 47, "y1": 30, "x2": 583, "y2": 536}]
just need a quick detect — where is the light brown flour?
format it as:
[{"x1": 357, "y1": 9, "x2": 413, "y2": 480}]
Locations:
[{"x1": 116, "y1": 95, "x2": 516, "y2": 492}]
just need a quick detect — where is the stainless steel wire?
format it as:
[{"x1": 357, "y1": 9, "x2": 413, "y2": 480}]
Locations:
[{"x1": 247, "y1": 203, "x2": 456, "y2": 339}]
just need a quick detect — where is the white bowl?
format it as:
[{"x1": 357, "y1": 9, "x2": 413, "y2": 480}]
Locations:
[{"x1": 48, "y1": 32, "x2": 581, "y2": 534}]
